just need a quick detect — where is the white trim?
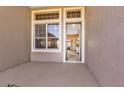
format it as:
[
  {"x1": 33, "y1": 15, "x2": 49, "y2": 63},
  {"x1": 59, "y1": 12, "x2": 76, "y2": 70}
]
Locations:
[
  {"x1": 31, "y1": 8, "x2": 62, "y2": 53},
  {"x1": 82, "y1": 7, "x2": 85, "y2": 64},
  {"x1": 63, "y1": 7, "x2": 85, "y2": 63},
  {"x1": 64, "y1": 61, "x2": 83, "y2": 64},
  {"x1": 32, "y1": 19, "x2": 61, "y2": 24},
  {"x1": 32, "y1": 8, "x2": 62, "y2": 13},
  {"x1": 31, "y1": 12, "x2": 34, "y2": 52},
  {"x1": 46, "y1": 24, "x2": 48, "y2": 50}
]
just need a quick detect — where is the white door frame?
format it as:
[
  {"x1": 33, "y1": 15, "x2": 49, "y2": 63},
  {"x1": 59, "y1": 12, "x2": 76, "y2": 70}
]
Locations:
[{"x1": 63, "y1": 7, "x2": 85, "y2": 63}]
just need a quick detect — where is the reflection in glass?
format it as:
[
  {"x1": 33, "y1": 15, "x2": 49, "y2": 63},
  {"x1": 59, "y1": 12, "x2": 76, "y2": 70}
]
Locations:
[
  {"x1": 35, "y1": 38, "x2": 46, "y2": 48},
  {"x1": 35, "y1": 24, "x2": 46, "y2": 37},
  {"x1": 48, "y1": 38, "x2": 59, "y2": 49},
  {"x1": 48, "y1": 24, "x2": 59, "y2": 38}
]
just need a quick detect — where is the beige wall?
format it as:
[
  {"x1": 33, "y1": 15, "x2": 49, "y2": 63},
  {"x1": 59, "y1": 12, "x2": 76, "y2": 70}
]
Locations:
[
  {"x1": 0, "y1": 7, "x2": 31, "y2": 71},
  {"x1": 85, "y1": 6, "x2": 124, "y2": 86}
]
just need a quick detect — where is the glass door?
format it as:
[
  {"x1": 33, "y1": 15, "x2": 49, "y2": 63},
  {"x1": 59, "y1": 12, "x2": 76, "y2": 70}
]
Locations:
[{"x1": 66, "y1": 23, "x2": 81, "y2": 62}]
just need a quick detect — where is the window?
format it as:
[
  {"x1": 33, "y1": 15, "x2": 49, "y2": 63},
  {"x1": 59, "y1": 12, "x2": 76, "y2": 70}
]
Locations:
[
  {"x1": 32, "y1": 7, "x2": 83, "y2": 53},
  {"x1": 34, "y1": 23, "x2": 59, "y2": 49},
  {"x1": 35, "y1": 12, "x2": 59, "y2": 20},
  {"x1": 32, "y1": 9, "x2": 62, "y2": 52},
  {"x1": 66, "y1": 10, "x2": 81, "y2": 18}
]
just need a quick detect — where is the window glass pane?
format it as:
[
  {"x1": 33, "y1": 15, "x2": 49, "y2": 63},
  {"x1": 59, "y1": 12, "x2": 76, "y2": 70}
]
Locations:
[
  {"x1": 35, "y1": 38, "x2": 46, "y2": 48},
  {"x1": 35, "y1": 24, "x2": 46, "y2": 37},
  {"x1": 35, "y1": 12, "x2": 59, "y2": 20},
  {"x1": 48, "y1": 24, "x2": 59, "y2": 38},
  {"x1": 67, "y1": 10, "x2": 81, "y2": 18},
  {"x1": 48, "y1": 38, "x2": 59, "y2": 49}
]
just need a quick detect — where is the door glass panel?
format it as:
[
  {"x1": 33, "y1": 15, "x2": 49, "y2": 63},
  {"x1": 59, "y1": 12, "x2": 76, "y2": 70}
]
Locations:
[{"x1": 66, "y1": 23, "x2": 81, "y2": 62}]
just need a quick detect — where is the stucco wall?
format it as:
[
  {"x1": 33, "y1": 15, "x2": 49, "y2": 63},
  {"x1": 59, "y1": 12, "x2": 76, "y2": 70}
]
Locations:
[
  {"x1": 85, "y1": 6, "x2": 124, "y2": 86},
  {"x1": 0, "y1": 7, "x2": 31, "y2": 71}
]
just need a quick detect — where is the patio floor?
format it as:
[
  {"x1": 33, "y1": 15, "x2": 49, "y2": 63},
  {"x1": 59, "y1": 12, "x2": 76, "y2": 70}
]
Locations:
[{"x1": 0, "y1": 62, "x2": 98, "y2": 87}]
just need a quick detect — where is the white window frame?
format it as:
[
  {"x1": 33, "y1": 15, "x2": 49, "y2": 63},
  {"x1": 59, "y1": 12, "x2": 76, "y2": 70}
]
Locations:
[
  {"x1": 63, "y1": 7, "x2": 85, "y2": 63},
  {"x1": 31, "y1": 8, "x2": 62, "y2": 52}
]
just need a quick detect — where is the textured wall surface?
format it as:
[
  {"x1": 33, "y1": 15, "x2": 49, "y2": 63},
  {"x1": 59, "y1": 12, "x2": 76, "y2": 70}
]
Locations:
[
  {"x1": 85, "y1": 6, "x2": 124, "y2": 86},
  {"x1": 0, "y1": 7, "x2": 31, "y2": 71},
  {"x1": 31, "y1": 52, "x2": 63, "y2": 62}
]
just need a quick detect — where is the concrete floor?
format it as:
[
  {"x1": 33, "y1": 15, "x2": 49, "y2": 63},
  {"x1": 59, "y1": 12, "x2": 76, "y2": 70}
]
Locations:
[{"x1": 0, "y1": 62, "x2": 98, "y2": 87}]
